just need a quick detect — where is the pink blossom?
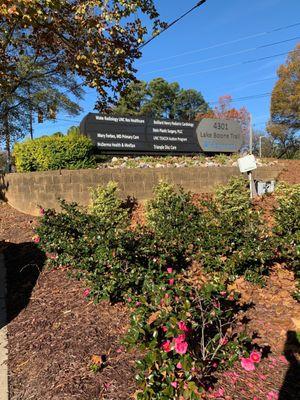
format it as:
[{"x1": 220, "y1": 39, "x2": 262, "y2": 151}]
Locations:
[
  {"x1": 219, "y1": 337, "x2": 228, "y2": 346},
  {"x1": 135, "y1": 301, "x2": 141, "y2": 307},
  {"x1": 212, "y1": 362, "x2": 218, "y2": 368},
  {"x1": 83, "y1": 288, "x2": 90, "y2": 298},
  {"x1": 241, "y1": 357, "x2": 255, "y2": 371},
  {"x1": 164, "y1": 293, "x2": 169, "y2": 299},
  {"x1": 171, "y1": 381, "x2": 178, "y2": 388},
  {"x1": 279, "y1": 355, "x2": 289, "y2": 365},
  {"x1": 167, "y1": 268, "x2": 173, "y2": 274},
  {"x1": 176, "y1": 362, "x2": 182, "y2": 369},
  {"x1": 33, "y1": 236, "x2": 40, "y2": 244},
  {"x1": 177, "y1": 333, "x2": 186, "y2": 342},
  {"x1": 220, "y1": 291, "x2": 227, "y2": 297},
  {"x1": 259, "y1": 374, "x2": 267, "y2": 380},
  {"x1": 162, "y1": 326, "x2": 168, "y2": 333},
  {"x1": 127, "y1": 297, "x2": 132, "y2": 303},
  {"x1": 250, "y1": 351, "x2": 261, "y2": 363},
  {"x1": 174, "y1": 337, "x2": 188, "y2": 354},
  {"x1": 162, "y1": 340, "x2": 171, "y2": 353},
  {"x1": 40, "y1": 208, "x2": 45, "y2": 215},
  {"x1": 178, "y1": 321, "x2": 189, "y2": 332},
  {"x1": 267, "y1": 391, "x2": 279, "y2": 400},
  {"x1": 169, "y1": 278, "x2": 175, "y2": 285}
]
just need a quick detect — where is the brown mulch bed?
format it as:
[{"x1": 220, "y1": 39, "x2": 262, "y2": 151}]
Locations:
[{"x1": 1, "y1": 202, "x2": 138, "y2": 400}]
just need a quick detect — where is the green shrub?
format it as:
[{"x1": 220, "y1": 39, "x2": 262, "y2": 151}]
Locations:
[
  {"x1": 13, "y1": 133, "x2": 96, "y2": 172},
  {"x1": 273, "y1": 183, "x2": 300, "y2": 300},
  {"x1": 196, "y1": 178, "x2": 272, "y2": 283},
  {"x1": 89, "y1": 182, "x2": 129, "y2": 231},
  {"x1": 146, "y1": 182, "x2": 203, "y2": 268}
]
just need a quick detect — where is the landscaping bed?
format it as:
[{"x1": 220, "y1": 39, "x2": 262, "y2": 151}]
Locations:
[{"x1": 1, "y1": 172, "x2": 299, "y2": 400}]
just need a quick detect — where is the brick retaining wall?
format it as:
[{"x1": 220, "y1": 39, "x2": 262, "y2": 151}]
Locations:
[{"x1": 0, "y1": 165, "x2": 284, "y2": 216}]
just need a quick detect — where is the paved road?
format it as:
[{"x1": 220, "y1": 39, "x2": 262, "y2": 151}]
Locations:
[{"x1": 0, "y1": 253, "x2": 8, "y2": 400}]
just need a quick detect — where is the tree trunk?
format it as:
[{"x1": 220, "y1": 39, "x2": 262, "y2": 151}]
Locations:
[{"x1": 3, "y1": 111, "x2": 11, "y2": 172}]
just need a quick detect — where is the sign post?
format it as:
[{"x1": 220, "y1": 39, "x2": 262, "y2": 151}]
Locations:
[{"x1": 237, "y1": 154, "x2": 257, "y2": 199}]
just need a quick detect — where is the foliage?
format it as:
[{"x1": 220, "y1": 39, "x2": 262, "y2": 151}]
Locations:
[
  {"x1": 273, "y1": 183, "x2": 300, "y2": 299},
  {"x1": 0, "y1": 1, "x2": 165, "y2": 110},
  {"x1": 146, "y1": 182, "x2": 203, "y2": 267},
  {"x1": 125, "y1": 270, "x2": 249, "y2": 400},
  {"x1": 89, "y1": 182, "x2": 129, "y2": 230},
  {"x1": 13, "y1": 133, "x2": 95, "y2": 172},
  {"x1": 196, "y1": 178, "x2": 272, "y2": 283},
  {"x1": 268, "y1": 44, "x2": 300, "y2": 158},
  {"x1": 113, "y1": 78, "x2": 209, "y2": 120}
]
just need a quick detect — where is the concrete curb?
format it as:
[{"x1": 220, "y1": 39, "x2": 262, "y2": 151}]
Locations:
[{"x1": 0, "y1": 253, "x2": 8, "y2": 400}]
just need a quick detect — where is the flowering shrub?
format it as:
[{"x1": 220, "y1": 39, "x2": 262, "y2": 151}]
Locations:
[
  {"x1": 125, "y1": 269, "x2": 250, "y2": 399},
  {"x1": 34, "y1": 178, "x2": 299, "y2": 397}
]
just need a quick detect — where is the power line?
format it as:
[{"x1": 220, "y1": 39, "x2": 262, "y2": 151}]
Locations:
[
  {"x1": 168, "y1": 48, "x2": 300, "y2": 80},
  {"x1": 139, "y1": 0, "x2": 208, "y2": 50},
  {"x1": 208, "y1": 92, "x2": 271, "y2": 106},
  {"x1": 141, "y1": 35, "x2": 300, "y2": 75},
  {"x1": 139, "y1": 21, "x2": 300, "y2": 65}
]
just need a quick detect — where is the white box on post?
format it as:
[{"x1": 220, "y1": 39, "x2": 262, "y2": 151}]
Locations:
[{"x1": 237, "y1": 154, "x2": 257, "y2": 173}]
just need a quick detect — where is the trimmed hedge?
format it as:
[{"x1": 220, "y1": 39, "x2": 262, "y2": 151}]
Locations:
[{"x1": 13, "y1": 134, "x2": 96, "y2": 172}]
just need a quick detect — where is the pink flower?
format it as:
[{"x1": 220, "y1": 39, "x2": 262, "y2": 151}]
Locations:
[
  {"x1": 241, "y1": 357, "x2": 255, "y2": 371},
  {"x1": 164, "y1": 293, "x2": 169, "y2": 299},
  {"x1": 212, "y1": 362, "x2": 218, "y2": 368},
  {"x1": 135, "y1": 301, "x2": 141, "y2": 307},
  {"x1": 127, "y1": 297, "x2": 132, "y2": 303},
  {"x1": 220, "y1": 291, "x2": 227, "y2": 297},
  {"x1": 167, "y1": 268, "x2": 173, "y2": 274},
  {"x1": 162, "y1": 340, "x2": 171, "y2": 353},
  {"x1": 171, "y1": 381, "x2": 178, "y2": 388},
  {"x1": 33, "y1": 236, "x2": 40, "y2": 244},
  {"x1": 169, "y1": 278, "x2": 175, "y2": 285},
  {"x1": 162, "y1": 326, "x2": 168, "y2": 333},
  {"x1": 40, "y1": 208, "x2": 45, "y2": 215},
  {"x1": 177, "y1": 333, "x2": 186, "y2": 342},
  {"x1": 174, "y1": 337, "x2": 188, "y2": 354},
  {"x1": 267, "y1": 391, "x2": 279, "y2": 400},
  {"x1": 176, "y1": 362, "x2": 182, "y2": 369},
  {"x1": 250, "y1": 351, "x2": 261, "y2": 363},
  {"x1": 83, "y1": 288, "x2": 90, "y2": 298},
  {"x1": 219, "y1": 337, "x2": 228, "y2": 346},
  {"x1": 178, "y1": 321, "x2": 189, "y2": 332},
  {"x1": 279, "y1": 355, "x2": 289, "y2": 365}
]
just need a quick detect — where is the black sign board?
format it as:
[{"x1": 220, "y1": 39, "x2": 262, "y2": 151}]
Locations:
[{"x1": 80, "y1": 113, "x2": 243, "y2": 154}]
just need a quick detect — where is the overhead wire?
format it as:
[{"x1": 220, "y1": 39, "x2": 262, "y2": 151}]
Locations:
[
  {"x1": 141, "y1": 36, "x2": 300, "y2": 75},
  {"x1": 139, "y1": 21, "x2": 300, "y2": 65},
  {"x1": 167, "y1": 48, "x2": 300, "y2": 80}
]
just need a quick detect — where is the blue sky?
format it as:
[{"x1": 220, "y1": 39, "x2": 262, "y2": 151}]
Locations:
[{"x1": 33, "y1": 0, "x2": 300, "y2": 138}]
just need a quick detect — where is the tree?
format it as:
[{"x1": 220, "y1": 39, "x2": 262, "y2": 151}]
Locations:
[
  {"x1": 268, "y1": 43, "x2": 300, "y2": 158},
  {"x1": 0, "y1": 55, "x2": 83, "y2": 166},
  {"x1": 113, "y1": 78, "x2": 209, "y2": 120},
  {"x1": 0, "y1": 1, "x2": 164, "y2": 110},
  {"x1": 196, "y1": 95, "x2": 251, "y2": 149}
]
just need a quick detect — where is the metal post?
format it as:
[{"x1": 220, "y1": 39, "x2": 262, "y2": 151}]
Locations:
[
  {"x1": 259, "y1": 136, "x2": 262, "y2": 158},
  {"x1": 248, "y1": 171, "x2": 253, "y2": 199},
  {"x1": 249, "y1": 113, "x2": 253, "y2": 154}
]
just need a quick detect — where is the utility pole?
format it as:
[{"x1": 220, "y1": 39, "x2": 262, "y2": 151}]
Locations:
[
  {"x1": 259, "y1": 136, "x2": 263, "y2": 158},
  {"x1": 249, "y1": 113, "x2": 253, "y2": 154}
]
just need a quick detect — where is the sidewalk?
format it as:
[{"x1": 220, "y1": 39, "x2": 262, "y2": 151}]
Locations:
[{"x1": 0, "y1": 253, "x2": 8, "y2": 400}]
